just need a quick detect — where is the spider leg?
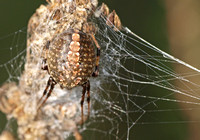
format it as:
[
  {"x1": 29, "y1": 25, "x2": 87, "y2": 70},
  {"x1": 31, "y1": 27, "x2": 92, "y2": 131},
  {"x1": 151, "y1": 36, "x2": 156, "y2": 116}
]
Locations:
[
  {"x1": 37, "y1": 77, "x2": 56, "y2": 111},
  {"x1": 41, "y1": 41, "x2": 50, "y2": 71},
  {"x1": 37, "y1": 77, "x2": 51, "y2": 104},
  {"x1": 41, "y1": 59, "x2": 48, "y2": 70},
  {"x1": 80, "y1": 81, "x2": 90, "y2": 124},
  {"x1": 80, "y1": 82, "x2": 87, "y2": 124},
  {"x1": 86, "y1": 81, "x2": 90, "y2": 118},
  {"x1": 90, "y1": 34, "x2": 100, "y2": 77}
]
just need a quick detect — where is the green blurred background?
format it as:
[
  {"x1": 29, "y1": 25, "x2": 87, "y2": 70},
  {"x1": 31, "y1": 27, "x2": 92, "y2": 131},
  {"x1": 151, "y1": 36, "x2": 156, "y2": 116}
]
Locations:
[{"x1": 0, "y1": 0, "x2": 195, "y2": 139}]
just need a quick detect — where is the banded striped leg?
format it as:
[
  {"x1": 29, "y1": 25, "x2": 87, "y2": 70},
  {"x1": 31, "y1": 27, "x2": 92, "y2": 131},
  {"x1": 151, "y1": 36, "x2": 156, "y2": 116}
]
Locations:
[
  {"x1": 37, "y1": 77, "x2": 56, "y2": 111},
  {"x1": 91, "y1": 34, "x2": 100, "y2": 77}
]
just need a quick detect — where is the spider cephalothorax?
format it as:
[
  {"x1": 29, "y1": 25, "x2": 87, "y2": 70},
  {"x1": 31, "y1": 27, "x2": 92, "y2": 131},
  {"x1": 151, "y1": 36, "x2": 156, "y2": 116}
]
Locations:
[{"x1": 38, "y1": 0, "x2": 121, "y2": 124}]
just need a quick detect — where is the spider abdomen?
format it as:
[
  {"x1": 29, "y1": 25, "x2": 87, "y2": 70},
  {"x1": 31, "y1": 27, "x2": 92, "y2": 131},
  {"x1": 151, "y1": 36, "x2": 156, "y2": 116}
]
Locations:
[{"x1": 47, "y1": 29, "x2": 96, "y2": 89}]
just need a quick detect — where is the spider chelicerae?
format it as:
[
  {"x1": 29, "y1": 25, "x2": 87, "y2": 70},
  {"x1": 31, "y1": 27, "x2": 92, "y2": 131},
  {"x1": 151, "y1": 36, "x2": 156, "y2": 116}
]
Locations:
[{"x1": 37, "y1": 0, "x2": 122, "y2": 124}]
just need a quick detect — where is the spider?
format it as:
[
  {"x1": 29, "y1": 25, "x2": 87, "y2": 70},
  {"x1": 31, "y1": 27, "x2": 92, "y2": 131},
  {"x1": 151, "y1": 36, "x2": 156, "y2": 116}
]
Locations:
[{"x1": 37, "y1": 0, "x2": 121, "y2": 124}]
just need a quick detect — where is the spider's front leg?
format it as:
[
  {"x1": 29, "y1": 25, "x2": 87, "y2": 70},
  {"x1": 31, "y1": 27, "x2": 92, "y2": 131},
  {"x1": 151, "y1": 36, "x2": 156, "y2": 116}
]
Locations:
[
  {"x1": 83, "y1": 22, "x2": 101, "y2": 77},
  {"x1": 37, "y1": 77, "x2": 56, "y2": 111},
  {"x1": 90, "y1": 34, "x2": 100, "y2": 77},
  {"x1": 38, "y1": 40, "x2": 54, "y2": 110}
]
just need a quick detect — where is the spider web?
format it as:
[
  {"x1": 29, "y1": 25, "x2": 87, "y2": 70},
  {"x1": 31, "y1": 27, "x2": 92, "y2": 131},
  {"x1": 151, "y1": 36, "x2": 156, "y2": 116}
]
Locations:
[{"x1": 1, "y1": 1, "x2": 200, "y2": 140}]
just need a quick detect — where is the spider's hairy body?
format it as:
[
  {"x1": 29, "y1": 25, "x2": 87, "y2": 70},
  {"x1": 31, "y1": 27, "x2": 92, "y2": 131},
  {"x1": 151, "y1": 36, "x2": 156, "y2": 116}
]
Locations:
[{"x1": 47, "y1": 29, "x2": 96, "y2": 89}]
